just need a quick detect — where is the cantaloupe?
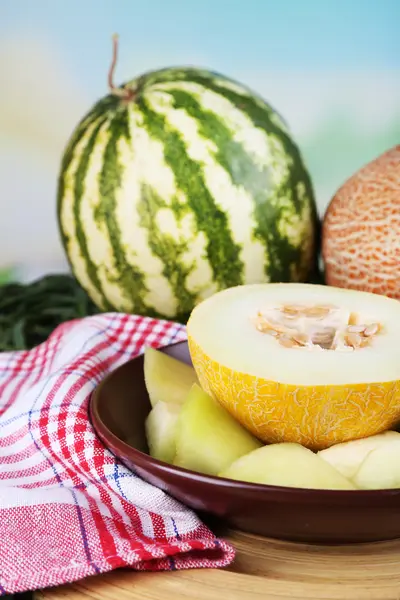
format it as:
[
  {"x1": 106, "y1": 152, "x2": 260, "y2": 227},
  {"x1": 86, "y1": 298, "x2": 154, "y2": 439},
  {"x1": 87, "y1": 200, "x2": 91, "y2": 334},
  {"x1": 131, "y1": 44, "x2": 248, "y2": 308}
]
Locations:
[
  {"x1": 187, "y1": 283, "x2": 400, "y2": 450},
  {"x1": 322, "y1": 145, "x2": 400, "y2": 300},
  {"x1": 144, "y1": 346, "x2": 198, "y2": 407},
  {"x1": 220, "y1": 443, "x2": 356, "y2": 490},
  {"x1": 174, "y1": 384, "x2": 262, "y2": 476}
]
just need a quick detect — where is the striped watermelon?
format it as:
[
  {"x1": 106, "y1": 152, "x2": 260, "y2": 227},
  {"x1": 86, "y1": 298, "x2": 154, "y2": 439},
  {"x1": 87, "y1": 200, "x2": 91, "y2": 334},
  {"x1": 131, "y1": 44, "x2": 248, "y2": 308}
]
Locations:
[{"x1": 57, "y1": 40, "x2": 319, "y2": 322}]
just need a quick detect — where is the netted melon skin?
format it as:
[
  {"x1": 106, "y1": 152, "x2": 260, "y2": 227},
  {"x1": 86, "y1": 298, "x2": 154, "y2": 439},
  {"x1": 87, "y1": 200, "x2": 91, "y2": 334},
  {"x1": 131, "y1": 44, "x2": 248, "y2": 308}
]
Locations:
[{"x1": 188, "y1": 336, "x2": 400, "y2": 451}]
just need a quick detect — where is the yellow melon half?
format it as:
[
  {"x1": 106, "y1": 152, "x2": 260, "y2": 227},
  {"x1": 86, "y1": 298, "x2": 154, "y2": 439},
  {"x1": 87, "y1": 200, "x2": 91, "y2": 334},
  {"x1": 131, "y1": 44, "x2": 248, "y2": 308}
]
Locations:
[{"x1": 186, "y1": 283, "x2": 400, "y2": 450}]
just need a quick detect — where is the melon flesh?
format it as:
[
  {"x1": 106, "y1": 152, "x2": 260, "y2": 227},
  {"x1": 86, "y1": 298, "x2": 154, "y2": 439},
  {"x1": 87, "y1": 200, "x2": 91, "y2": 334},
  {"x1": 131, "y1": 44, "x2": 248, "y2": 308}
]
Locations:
[
  {"x1": 220, "y1": 443, "x2": 356, "y2": 490},
  {"x1": 353, "y1": 441, "x2": 400, "y2": 489},
  {"x1": 174, "y1": 384, "x2": 262, "y2": 476},
  {"x1": 318, "y1": 430, "x2": 400, "y2": 480},
  {"x1": 145, "y1": 401, "x2": 181, "y2": 463},
  {"x1": 187, "y1": 283, "x2": 400, "y2": 450},
  {"x1": 144, "y1": 347, "x2": 198, "y2": 408}
]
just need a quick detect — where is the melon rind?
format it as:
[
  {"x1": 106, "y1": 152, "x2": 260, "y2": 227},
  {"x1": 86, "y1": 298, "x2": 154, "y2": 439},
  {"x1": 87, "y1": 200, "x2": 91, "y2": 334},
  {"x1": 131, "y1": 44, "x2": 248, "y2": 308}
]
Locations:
[{"x1": 322, "y1": 145, "x2": 400, "y2": 300}]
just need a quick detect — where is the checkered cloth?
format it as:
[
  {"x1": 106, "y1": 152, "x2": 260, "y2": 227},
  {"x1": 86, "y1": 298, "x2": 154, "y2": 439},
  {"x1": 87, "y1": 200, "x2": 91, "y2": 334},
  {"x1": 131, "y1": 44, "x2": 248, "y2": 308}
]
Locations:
[{"x1": 0, "y1": 314, "x2": 235, "y2": 595}]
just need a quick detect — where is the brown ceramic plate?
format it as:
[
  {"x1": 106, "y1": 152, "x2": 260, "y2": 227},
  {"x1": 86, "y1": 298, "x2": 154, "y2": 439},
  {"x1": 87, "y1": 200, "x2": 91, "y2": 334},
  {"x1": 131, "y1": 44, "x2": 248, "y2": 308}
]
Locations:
[{"x1": 90, "y1": 341, "x2": 400, "y2": 544}]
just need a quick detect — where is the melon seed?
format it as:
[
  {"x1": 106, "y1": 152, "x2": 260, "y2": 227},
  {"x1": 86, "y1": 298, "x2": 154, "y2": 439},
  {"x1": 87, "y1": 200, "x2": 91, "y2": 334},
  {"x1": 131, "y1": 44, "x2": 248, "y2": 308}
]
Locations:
[
  {"x1": 292, "y1": 333, "x2": 309, "y2": 346},
  {"x1": 281, "y1": 304, "x2": 304, "y2": 315},
  {"x1": 304, "y1": 306, "x2": 331, "y2": 319},
  {"x1": 360, "y1": 336, "x2": 372, "y2": 348},
  {"x1": 348, "y1": 312, "x2": 359, "y2": 326},
  {"x1": 278, "y1": 334, "x2": 298, "y2": 348},
  {"x1": 363, "y1": 322, "x2": 380, "y2": 337},
  {"x1": 347, "y1": 324, "x2": 366, "y2": 334},
  {"x1": 254, "y1": 306, "x2": 382, "y2": 352},
  {"x1": 344, "y1": 332, "x2": 363, "y2": 348}
]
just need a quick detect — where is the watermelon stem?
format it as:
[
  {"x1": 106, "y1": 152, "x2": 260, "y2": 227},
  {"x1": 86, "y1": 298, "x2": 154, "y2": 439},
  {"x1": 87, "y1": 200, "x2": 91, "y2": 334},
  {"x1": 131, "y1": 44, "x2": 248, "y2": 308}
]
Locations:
[{"x1": 108, "y1": 34, "x2": 136, "y2": 102}]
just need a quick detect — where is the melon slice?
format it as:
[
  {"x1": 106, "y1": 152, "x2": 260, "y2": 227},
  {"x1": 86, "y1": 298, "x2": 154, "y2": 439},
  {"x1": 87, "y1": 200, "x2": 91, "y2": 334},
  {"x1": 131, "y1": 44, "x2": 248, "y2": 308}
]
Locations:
[
  {"x1": 144, "y1": 346, "x2": 198, "y2": 408},
  {"x1": 174, "y1": 383, "x2": 262, "y2": 476},
  {"x1": 219, "y1": 443, "x2": 356, "y2": 490},
  {"x1": 187, "y1": 283, "x2": 400, "y2": 450},
  {"x1": 318, "y1": 430, "x2": 400, "y2": 480},
  {"x1": 353, "y1": 440, "x2": 400, "y2": 489},
  {"x1": 145, "y1": 401, "x2": 181, "y2": 463}
]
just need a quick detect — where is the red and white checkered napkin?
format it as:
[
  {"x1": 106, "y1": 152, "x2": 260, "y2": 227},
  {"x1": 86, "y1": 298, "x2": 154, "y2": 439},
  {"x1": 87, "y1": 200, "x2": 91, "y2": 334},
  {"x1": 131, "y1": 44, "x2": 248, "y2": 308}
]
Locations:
[{"x1": 0, "y1": 313, "x2": 235, "y2": 595}]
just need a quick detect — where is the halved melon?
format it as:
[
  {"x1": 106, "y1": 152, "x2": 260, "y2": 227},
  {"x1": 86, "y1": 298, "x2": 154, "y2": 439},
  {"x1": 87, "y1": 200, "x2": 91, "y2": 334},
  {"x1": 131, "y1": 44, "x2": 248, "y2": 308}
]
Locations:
[
  {"x1": 144, "y1": 346, "x2": 198, "y2": 408},
  {"x1": 187, "y1": 283, "x2": 400, "y2": 450}
]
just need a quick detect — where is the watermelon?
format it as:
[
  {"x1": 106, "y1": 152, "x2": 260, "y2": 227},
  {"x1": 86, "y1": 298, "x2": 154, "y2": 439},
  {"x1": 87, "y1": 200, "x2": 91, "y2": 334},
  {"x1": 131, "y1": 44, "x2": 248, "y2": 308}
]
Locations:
[{"x1": 57, "y1": 38, "x2": 319, "y2": 322}]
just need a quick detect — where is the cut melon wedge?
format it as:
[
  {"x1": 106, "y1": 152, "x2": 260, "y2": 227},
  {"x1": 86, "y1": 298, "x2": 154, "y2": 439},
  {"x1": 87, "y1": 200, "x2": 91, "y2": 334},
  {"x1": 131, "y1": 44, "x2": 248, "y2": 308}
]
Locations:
[
  {"x1": 187, "y1": 283, "x2": 400, "y2": 450},
  {"x1": 353, "y1": 441, "x2": 400, "y2": 489},
  {"x1": 144, "y1": 346, "x2": 198, "y2": 408},
  {"x1": 220, "y1": 443, "x2": 356, "y2": 490},
  {"x1": 318, "y1": 430, "x2": 400, "y2": 480},
  {"x1": 145, "y1": 401, "x2": 181, "y2": 463},
  {"x1": 174, "y1": 383, "x2": 262, "y2": 476}
]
